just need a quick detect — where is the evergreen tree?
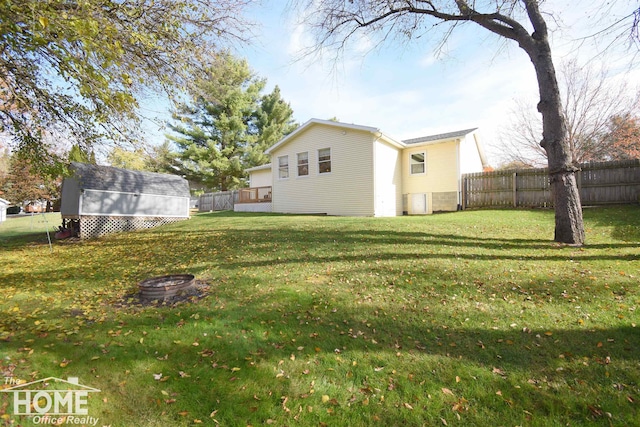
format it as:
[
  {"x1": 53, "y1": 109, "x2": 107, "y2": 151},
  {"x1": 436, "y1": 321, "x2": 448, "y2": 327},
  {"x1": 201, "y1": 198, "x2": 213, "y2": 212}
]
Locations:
[
  {"x1": 166, "y1": 53, "x2": 297, "y2": 191},
  {"x1": 245, "y1": 86, "x2": 298, "y2": 167}
]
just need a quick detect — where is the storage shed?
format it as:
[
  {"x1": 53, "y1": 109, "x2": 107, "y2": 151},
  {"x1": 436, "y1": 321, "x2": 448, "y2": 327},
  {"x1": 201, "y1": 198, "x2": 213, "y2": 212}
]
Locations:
[{"x1": 60, "y1": 162, "x2": 190, "y2": 238}]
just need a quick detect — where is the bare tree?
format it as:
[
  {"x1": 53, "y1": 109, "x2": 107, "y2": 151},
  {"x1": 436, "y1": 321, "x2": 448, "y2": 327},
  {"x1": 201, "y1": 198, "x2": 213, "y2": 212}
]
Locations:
[
  {"x1": 293, "y1": 0, "x2": 640, "y2": 245},
  {"x1": 497, "y1": 60, "x2": 640, "y2": 167}
]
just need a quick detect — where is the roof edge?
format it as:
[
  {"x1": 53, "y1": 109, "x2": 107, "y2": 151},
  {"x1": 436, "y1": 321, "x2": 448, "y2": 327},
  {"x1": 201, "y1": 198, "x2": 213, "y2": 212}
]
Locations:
[
  {"x1": 265, "y1": 118, "x2": 381, "y2": 154},
  {"x1": 403, "y1": 128, "x2": 478, "y2": 146}
]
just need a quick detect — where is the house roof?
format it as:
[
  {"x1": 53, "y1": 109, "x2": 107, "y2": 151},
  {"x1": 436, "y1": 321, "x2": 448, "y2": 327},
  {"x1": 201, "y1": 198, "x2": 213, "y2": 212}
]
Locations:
[
  {"x1": 0, "y1": 198, "x2": 9, "y2": 205},
  {"x1": 245, "y1": 163, "x2": 272, "y2": 172},
  {"x1": 265, "y1": 118, "x2": 403, "y2": 154},
  {"x1": 403, "y1": 128, "x2": 478, "y2": 145},
  {"x1": 70, "y1": 162, "x2": 189, "y2": 197}
]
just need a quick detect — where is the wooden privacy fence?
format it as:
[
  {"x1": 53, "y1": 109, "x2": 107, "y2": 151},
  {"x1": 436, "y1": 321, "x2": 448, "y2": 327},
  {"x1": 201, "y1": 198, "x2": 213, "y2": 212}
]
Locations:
[
  {"x1": 463, "y1": 159, "x2": 640, "y2": 209},
  {"x1": 198, "y1": 190, "x2": 238, "y2": 212}
]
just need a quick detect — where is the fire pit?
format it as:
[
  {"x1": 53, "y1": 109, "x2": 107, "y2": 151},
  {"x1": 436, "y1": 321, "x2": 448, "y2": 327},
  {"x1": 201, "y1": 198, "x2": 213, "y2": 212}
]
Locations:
[{"x1": 138, "y1": 274, "x2": 195, "y2": 300}]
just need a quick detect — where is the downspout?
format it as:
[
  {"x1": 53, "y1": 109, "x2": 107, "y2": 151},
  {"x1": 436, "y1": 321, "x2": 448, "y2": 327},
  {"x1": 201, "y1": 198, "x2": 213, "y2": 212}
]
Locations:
[{"x1": 456, "y1": 139, "x2": 462, "y2": 210}]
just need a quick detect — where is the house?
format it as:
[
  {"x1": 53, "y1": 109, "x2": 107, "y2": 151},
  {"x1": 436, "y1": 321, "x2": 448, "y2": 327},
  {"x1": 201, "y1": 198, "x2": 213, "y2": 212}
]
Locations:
[
  {"x1": 0, "y1": 198, "x2": 8, "y2": 223},
  {"x1": 60, "y1": 162, "x2": 190, "y2": 238},
  {"x1": 235, "y1": 118, "x2": 487, "y2": 216}
]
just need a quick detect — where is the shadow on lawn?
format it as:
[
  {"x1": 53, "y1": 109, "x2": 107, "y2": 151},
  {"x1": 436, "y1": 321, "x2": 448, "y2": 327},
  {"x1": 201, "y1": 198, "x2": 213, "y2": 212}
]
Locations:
[
  {"x1": 1, "y1": 289, "x2": 637, "y2": 388},
  {"x1": 1, "y1": 265, "x2": 638, "y2": 424}
]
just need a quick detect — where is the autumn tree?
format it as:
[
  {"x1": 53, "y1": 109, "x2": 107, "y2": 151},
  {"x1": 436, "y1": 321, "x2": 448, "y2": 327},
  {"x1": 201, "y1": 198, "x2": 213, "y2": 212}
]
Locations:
[
  {"x1": 498, "y1": 60, "x2": 640, "y2": 167},
  {"x1": 1, "y1": 154, "x2": 60, "y2": 208},
  {"x1": 0, "y1": 0, "x2": 254, "y2": 166},
  {"x1": 293, "y1": 1, "x2": 640, "y2": 244},
  {"x1": 167, "y1": 52, "x2": 297, "y2": 191},
  {"x1": 601, "y1": 113, "x2": 640, "y2": 160}
]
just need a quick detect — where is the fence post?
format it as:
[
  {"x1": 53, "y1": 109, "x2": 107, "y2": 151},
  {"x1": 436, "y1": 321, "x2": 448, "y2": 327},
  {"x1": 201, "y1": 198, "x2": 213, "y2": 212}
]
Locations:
[{"x1": 512, "y1": 172, "x2": 517, "y2": 208}]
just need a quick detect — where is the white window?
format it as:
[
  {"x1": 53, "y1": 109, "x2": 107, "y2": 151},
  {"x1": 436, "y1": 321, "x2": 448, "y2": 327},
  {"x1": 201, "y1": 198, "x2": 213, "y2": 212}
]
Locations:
[
  {"x1": 410, "y1": 152, "x2": 426, "y2": 175},
  {"x1": 297, "y1": 152, "x2": 309, "y2": 177},
  {"x1": 278, "y1": 155, "x2": 289, "y2": 179},
  {"x1": 318, "y1": 148, "x2": 331, "y2": 174}
]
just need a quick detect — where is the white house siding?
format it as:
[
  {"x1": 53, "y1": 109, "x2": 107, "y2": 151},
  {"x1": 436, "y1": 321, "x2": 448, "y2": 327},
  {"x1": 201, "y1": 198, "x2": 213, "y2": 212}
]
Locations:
[
  {"x1": 373, "y1": 139, "x2": 402, "y2": 216},
  {"x1": 249, "y1": 168, "x2": 272, "y2": 188},
  {"x1": 459, "y1": 134, "x2": 485, "y2": 174},
  {"x1": 270, "y1": 124, "x2": 375, "y2": 216}
]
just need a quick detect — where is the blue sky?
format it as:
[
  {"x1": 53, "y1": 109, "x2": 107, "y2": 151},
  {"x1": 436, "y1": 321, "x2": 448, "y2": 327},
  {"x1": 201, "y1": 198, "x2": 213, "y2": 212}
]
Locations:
[{"x1": 141, "y1": 0, "x2": 639, "y2": 166}]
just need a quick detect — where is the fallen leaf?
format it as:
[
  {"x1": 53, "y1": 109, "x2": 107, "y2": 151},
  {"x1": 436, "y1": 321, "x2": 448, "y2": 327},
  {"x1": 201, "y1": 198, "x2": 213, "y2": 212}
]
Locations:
[
  {"x1": 492, "y1": 367, "x2": 505, "y2": 376},
  {"x1": 441, "y1": 388, "x2": 454, "y2": 396}
]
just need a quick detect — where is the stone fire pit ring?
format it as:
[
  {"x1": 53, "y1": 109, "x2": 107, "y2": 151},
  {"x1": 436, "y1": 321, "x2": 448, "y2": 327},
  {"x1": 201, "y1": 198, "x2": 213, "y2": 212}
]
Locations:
[{"x1": 138, "y1": 274, "x2": 195, "y2": 300}]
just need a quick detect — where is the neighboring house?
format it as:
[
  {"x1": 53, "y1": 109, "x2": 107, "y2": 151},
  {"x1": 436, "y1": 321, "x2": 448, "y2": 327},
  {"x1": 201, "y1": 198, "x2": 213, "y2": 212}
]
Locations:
[
  {"x1": 0, "y1": 198, "x2": 8, "y2": 223},
  {"x1": 236, "y1": 118, "x2": 487, "y2": 216},
  {"x1": 60, "y1": 162, "x2": 190, "y2": 238}
]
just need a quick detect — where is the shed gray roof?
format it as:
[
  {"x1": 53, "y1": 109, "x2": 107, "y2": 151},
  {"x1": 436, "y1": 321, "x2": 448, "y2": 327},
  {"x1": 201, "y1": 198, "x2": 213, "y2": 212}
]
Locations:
[
  {"x1": 403, "y1": 128, "x2": 478, "y2": 145},
  {"x1": 70, "y1": 162, "x2": 189, "y2": 197}
]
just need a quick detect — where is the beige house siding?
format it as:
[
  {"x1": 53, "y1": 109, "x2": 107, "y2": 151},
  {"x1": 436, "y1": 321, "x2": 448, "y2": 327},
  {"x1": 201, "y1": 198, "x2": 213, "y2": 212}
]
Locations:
[
  {"x1": 270, "y1": 124, "x2": 376, "y2": 216},
  {"x1": 402, "y1": 140, "x2": 459, "y2": 194},
  {"x1": 249, "y1": 168, "x2": 272, "y2": 188},
  {"x1": 402, "y1": 140, "x2": 460, "y2": 212},
  {"x1": 373, "y1": 139, "x2": 403, "y2": 216}
]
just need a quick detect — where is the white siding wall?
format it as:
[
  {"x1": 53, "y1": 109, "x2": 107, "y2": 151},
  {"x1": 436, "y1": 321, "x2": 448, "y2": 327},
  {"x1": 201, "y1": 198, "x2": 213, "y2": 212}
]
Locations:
[
  {"x1": 459, "y1": 134, "x2": 484, "y2": 174},
  {"x1": 250, "y1": 168, "x2": 272, "y2": 187},
  {"x1": 81, "y1": 190, "x2": 190, "y2": 217},
  {"x1": 270, "y1": 124, "x2": 375, "y2": 216},
  {"x1": 373, "y1": 139, "x2": 402, "y2": 216}
]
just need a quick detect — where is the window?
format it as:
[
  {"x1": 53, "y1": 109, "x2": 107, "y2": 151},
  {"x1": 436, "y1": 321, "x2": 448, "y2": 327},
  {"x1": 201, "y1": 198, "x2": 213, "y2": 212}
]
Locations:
[
  {"x1": 297, "y1": 152, "x2": 309, "y2": 177},
  {"x1": 318, "y1": 148, "x2": 331, "y2": 174},
  {"x1": 278, "y1": 155, "x2": 289, "y2": 179},
  {"x1": 410, "y1": 152, "x2": 426, "y2": 175}
]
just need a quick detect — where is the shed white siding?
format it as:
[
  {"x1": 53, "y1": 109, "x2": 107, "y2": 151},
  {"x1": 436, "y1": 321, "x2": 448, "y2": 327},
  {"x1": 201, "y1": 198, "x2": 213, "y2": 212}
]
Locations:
[
  {"x1": 81, "y1": 189, "x2": 189, "y2": 217},
  {"x1": 270, "y1": 124, "x2": 375, "y2": 216},
  {"x1": 373, "y1": 139, "x2": 402, "y2": 216}
]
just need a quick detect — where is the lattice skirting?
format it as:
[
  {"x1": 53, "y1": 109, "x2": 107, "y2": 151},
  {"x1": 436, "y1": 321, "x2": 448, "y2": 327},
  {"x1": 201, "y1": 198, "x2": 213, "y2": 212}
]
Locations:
[{"x1": 79, "y1": 215, "x2": 187, "y2": 239}]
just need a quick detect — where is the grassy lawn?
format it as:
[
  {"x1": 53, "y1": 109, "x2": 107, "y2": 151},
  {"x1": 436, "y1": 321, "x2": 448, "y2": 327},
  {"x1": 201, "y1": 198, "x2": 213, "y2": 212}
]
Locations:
[{"x1": 0, "y1": 207, "x2": 638, "y2": 426}]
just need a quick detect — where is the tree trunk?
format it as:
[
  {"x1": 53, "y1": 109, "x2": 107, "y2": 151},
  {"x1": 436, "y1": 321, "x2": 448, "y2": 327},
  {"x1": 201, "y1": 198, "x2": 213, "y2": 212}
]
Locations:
[
  {"x1": 517, "y1": 1, "x2": 584, "y2": 245},
  {"x1": 522, "y1": 28, "x2": 585, "y2": 245}
]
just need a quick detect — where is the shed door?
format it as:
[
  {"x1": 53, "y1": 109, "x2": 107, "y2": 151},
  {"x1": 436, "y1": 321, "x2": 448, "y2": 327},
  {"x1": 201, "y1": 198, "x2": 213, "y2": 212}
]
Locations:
[{"x1": 411, "y1": 193, "x2": 427, "y2": 215}]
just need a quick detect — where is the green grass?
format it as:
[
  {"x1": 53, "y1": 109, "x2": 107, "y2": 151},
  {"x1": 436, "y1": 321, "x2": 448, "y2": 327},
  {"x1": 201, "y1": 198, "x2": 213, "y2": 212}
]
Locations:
[{"x1": 0, "y1": 207, "x2": 638, "y2": 426}]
